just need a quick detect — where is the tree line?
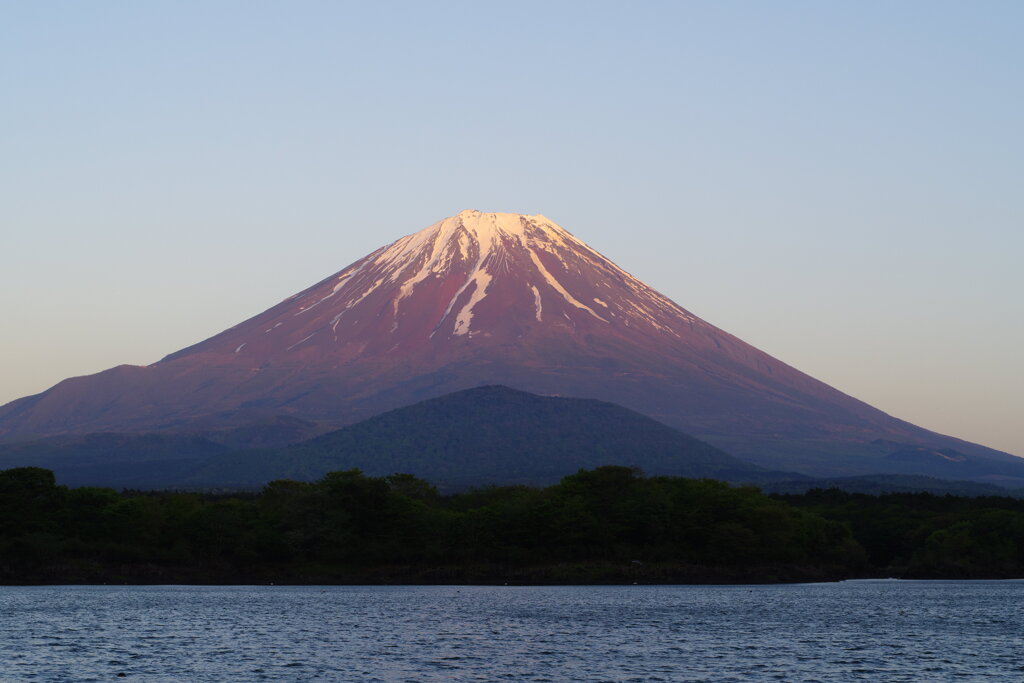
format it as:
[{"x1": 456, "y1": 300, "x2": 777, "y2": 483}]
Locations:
[{"x1": 1, "y1": 465, "x2": 1021, "y2": 584}]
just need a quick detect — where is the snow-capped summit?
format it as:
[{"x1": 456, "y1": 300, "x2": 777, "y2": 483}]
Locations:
[
  {"x1": 157, "y1": 210, "x2": 700, "y2": 362},
  {"x1": 1, "y1": 210, "x2": 1017, "y2": 476}
]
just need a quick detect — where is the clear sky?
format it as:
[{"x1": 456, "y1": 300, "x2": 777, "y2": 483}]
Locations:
[{"x1": 2, "y1": 1, "x2": 1022, "y2": 455}]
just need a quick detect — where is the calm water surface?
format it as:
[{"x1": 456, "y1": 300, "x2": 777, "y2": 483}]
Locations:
[{"x1": 1, "y1": 581, "x2": 1021, "y2": 682}]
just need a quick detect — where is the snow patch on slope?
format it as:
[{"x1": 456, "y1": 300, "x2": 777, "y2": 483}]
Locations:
[
  {"x1": 432, "y1": 222, "x2": 499, "y2": 336},
  {"x1": 452, "y1": 269, "x2": 493, "y2": 336},
  {"x1": 528, "y1": 251, "x2": 608, "y2": 323},
  {"x1": 295, "y1": 255, "x2": 379, "y2": 317},
  {"x1": 393, "y1": 232, "x2": 458, "y2": 304},
  {"x1": 287, "y1": 333, "x2": 316, "y2": 350}
]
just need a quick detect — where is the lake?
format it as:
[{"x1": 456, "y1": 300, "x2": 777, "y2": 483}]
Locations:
[{"x1": 1, "y1": 581, "x2": 1021, "y2": 681}]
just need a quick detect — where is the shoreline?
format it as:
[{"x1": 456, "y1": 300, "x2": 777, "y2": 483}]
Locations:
[{"x1": 7, "y1": 563, "x2": 1020, "y2": 587}]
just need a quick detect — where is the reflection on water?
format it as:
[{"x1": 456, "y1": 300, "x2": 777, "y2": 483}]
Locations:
[{"x1": 1, "y1": 581, "x2": 1022, "y2": 681}]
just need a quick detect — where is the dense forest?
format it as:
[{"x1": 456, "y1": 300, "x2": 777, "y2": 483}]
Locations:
[
  {"x1": 778, "y1": 488, "x2": 1024, "y2": 579},
  {"x1": 1, "y1": 466, "x2": 1022, "y2": 584}
]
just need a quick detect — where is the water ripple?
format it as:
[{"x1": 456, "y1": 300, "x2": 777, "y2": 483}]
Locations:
[{"x1": 0, "y1": 581, "x2": 1021, "y2": 681}]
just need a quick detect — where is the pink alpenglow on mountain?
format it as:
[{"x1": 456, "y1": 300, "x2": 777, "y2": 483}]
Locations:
[{"x1": 0, "y1": 210, "x2": 1018, "y2": 475}]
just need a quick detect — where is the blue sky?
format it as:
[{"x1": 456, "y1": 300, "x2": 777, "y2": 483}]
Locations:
[{"x1": 2, "y1": 1, "x2": 1022, "y2": 455}]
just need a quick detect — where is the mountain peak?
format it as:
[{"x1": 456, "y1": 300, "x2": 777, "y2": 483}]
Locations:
[
  {"x1": 444, "y1": 209, "x2": 562, "y2": 240},
  {"x1": 391, "y1": 209, "x2": 572, "y2": 261},
  {"x1": 452, "y1": 208, "x2": 550, "y2": 228}
]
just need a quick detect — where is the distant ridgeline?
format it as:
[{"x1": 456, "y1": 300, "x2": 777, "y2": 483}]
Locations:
[
  {"x1": 2, "y1": 465, "x2": 1023, "y2": 585},
  {"x1": 3, "y1": 386, "x2": 1022, "y2": 494},
  {"x1": 0, "y1": 387, "x2": 769, "y2": 491}
]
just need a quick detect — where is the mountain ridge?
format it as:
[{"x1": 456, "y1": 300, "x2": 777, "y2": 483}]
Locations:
[
  {"x1": 1, "y1": 210, "x2": 1018, "y2": 478},
  {"x1": 0, "y1": 386, "x2": 772, "y2": 490},
  {"x1": 3, "y1": 386, "x2": 1022, "y2": 492},
  {"x1": 182, "y1": 385, "x2": 770, "y2": 489}
]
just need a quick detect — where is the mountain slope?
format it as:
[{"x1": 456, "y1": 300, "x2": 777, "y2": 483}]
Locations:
[
  {"x1": 761, "y1": 474, "x2": 1024, "y2": 498},
  {"x1": 1, "y1": 210, "x2": 1018, "y2": 476},
  {"x1": 184, "y1": 386, "x2": 766, "y2": 488},
  {"x1": 0, "y1": 433, "x2": 228, "y2": 488}
]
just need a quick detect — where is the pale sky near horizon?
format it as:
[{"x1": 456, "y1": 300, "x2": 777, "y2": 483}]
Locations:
[{"x1": 2, "y1": 1, "x2": 1022, "y2": 456}]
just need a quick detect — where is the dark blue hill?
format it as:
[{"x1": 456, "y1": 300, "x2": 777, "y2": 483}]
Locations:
[{"x1": 185, "y1": 386, "x2": 766, "y2": 489}]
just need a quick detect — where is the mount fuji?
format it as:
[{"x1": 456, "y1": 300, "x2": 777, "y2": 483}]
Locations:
[{"x1": 1, "y1": 210, "x2": 1019, "y2": 479}]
